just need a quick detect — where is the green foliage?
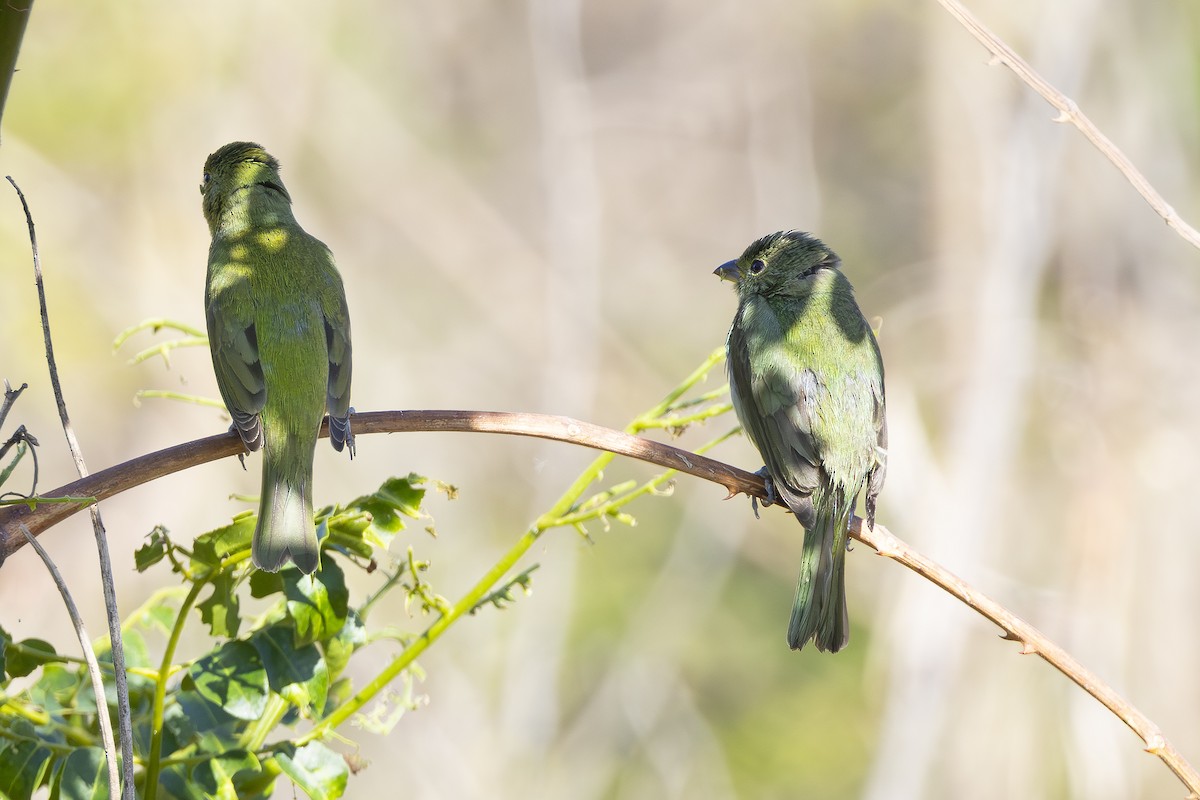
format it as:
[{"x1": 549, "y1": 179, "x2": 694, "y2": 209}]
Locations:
[
  {"x1": 0, "y1": 475, "x2": 439, "y2": 800},
  {"x1": 0, "y1": 348, "x2": 735, "y2": 799}
]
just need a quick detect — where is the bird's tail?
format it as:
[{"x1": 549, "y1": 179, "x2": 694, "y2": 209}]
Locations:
[
  {"x1": 787, "y1": 489, "x2": 851, "y2": 652},
  {"x1": 252, "y1": 430, "x2": 319, "y2": 574}
]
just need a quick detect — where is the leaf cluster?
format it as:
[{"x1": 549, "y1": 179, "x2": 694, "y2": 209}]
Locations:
[{"x1": 0, "y1": 475, "x2": 436, "y2": 800}]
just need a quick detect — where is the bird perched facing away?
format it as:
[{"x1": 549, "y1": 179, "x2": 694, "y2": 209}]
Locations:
[
  {"x1": 202, "y1": 142, "x2": 353, "y2": 574},
  {"x1": 716, "y1": 231, "x2": 886, "y2": 652}
]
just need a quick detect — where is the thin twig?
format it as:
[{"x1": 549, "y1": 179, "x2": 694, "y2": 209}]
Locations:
[
  {"x1": 18, "y1": 525, "x2": 120, "y2": 800},
  {"x1": 935, "y1": 0, "x2": 1200, "y2": 251},
  {"x1": 0, "y1": 379, "x2": 27, "y2": 430},
  {"x1": 0, "y1": 407, "x2": 1194, "y2": 793},
  {"x1": 859, "y1": 521, "x2": 1200, "y2": 797},
  {"x1": 6, "y1": 176, "x2": 135, "y2": 799}
]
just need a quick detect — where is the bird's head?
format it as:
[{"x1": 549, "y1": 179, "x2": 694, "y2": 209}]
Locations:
[
  {"x1": 201, "y1": 142, "x2": 291, "y2": 230},
  {"x1": 714, "y1": 231, "x2": 841, "y2": 299}
]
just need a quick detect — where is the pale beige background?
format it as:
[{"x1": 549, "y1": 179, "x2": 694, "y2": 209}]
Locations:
[{"x1": 0, "y1": 2, "x2": 1198, "y2": 798}]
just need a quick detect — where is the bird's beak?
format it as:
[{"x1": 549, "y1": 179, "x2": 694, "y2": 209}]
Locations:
[{"x1": 714, "y1": 260, "x2": 740, "y2": 282}]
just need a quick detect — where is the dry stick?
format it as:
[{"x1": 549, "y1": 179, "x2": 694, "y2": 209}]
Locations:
[
  {"x1": 935, "y1": 0, "x2": 1200, "y2": 251},
  {"x1": 0, "y1": 380, "x2": 27, "y2": 431},
  {"x1": 18, "y1": 525, "x2": 120, "y2": 800},
  {"x1": 0, "y1": 409, "x2": 1196, "y2": 795},
  {"x1": 6, "y1": 177, "x2": 135, "y2": 800},
  {"x1": 860, "y1": 521, "x2": 1200, "y2": 798}
]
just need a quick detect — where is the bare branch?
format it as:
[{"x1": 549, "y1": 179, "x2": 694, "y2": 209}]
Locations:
[
  {"x1": 8, "y1": 176, "x2": 135, "y2": 799},
  {"x1": 19, "y1": 525, "x2": 120, "y2": 800},
  {"x1": 0, "y1": 407, "x2": 1194, "y2": 794},
  {"x1": 935, "y1": 0, "x2": 1200, "y2": 251},
  {"x1": 860, "y1": 520, "x2": 1200, "y2": 796},
  {"x1": 0, "y1": 379, "x2": 27, "y2": 430},
  {"x1": 0, "y1": 410, "x2": 758, "y2": 555}
]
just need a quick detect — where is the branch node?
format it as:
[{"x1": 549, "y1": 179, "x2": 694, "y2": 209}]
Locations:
[{"x1": 1143, "y1": 732, "x2": 1167, "y2": 755}]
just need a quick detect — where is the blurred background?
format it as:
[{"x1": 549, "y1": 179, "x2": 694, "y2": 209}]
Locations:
[{"x1": 1, "y1": 1, "x2": 1199, "y2": 797}]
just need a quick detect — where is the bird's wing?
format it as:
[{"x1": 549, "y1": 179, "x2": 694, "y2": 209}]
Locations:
[
  {"x1": 305, "y1": 239, "x2": 353, "y2": 454},
  {"x1": 865, "y1": 370, "x2": 887, "y2": 526},
  {"x1": 728, "y1": 320, "x2": 823, "y2": 500},
  {"x1": 312, "y1": 243, "x2": 352, "y2": 420},
  {"x1": 206, "y1": 293, "x2": 266, "y2": 451}
]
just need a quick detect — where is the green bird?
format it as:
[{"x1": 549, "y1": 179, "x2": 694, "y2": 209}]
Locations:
[
  {"x1": 202, "y1": 142, "x2": 353, "y2": 574},
  {"x1": 716, "y1": 231, "x2": 886, "y2": 652}
]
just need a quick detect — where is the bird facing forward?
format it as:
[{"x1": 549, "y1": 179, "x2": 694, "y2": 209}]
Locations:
[
  {"x1": 202, "y1": 142, "x2": 353, "y2": 574},
  {"x1": 716, "y1": 231, "x2": 886, "y2": 652}
]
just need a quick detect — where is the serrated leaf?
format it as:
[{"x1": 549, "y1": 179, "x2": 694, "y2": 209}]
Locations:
[
  {"x1": 134, "y1": 538, "x2": 167, "y2": 572},
  {"x1": 251, "y1": 627, "x2": 328, "y2": 717},
  {"x1": 275, "y1": 742, "x2": 348, "y2": 800},
  {"x1": 348, "y1": 476, "x2": 427, "y2": 546},
  {"x1": 57, "y1": 747, "x2": 107, "y2": 800},
  {"x1": 189, "y1": 640, "x2": 269, "y2": 721},
  {"x1": 321, "y1": 611, "x2": 366, "y2": 680},
  {"x1": 7, "y1": 638, "x2": 58, "y2": 678},
  {"x1": 197, "y1": 573, "x2": 242, "y2": 638},
  {"x1": 191, "y1": 514, "x2": 255, "y2": 569},
  {"x1": 285, "y1": 560, "x2": 348, "y2": 646}
]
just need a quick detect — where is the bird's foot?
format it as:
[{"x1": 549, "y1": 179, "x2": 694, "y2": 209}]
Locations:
[
  {"x1": 345, "y1": 407, "x2": 357, "y2": 459},
  {"x1": 750, "y1": 466, "x2": 777, "y2": 519},
  {"x1": 330, "y1": 407, "x2": 356, "y2": 459},
  {"x1": 225, "y1": 422, "x2": 252, "y2": 470}
]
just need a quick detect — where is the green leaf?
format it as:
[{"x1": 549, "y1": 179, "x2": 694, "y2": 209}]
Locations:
[
  {"x1": 285, "y1": 559, "x2": 348, "y2": 646},
  {"x1": 0, "y1": 624, "x2": 9, "y2": 684},
  {"x1": 0, "y1": 441, "x2": 26, "y2": 488},
  {"x1": 0, "y1": 720, "x2": 53, "y2": 799},
  {"x1": 126, "y1": 590, "x2": 186, "y2": 636},
  {"x1": 189, "y1": 640, "x2": 269, "y2": 721},
  {"x1": 334, "y1": 475, "x2": 429, "y2": 554},
  {"x1": 249, "y1": 569, "x2": 283, "y2": 599},
  {"x1": 192, "y1": 749, "x2": 261, "y2": 800},
  {"x1": 251, "y1": 627, "x2": 329, "y2": 717},
  {"x1": 323, "y1": 512, "x2": 373, "y2": 559},
  {"x1": 275, "y1": 742, "x2": 348, "y2": 800},
  {"x1": 191, "y1": 514, "x2": 255, "y2": 569},
  {"x1": 134, "y1": 526, "x2": 170, "y2": 572},
  {"x1": 162, "y1": 689, "x2": 240, "y2": 751},
  {"x1": 159, "y1": 764, "x2": 210, "y2": 800},
  {"x1": 7, "y1": 638, "x2": 58, "y2": 678},
  {"x1": 325, "y1": 677, "x2": 354, "y2": 713},
  {"x1": 57, "y1": 747, "x2": 107, "y2": 800},
  {"x1": 321, "y1": 611, "x2": 366, "y2": 680},
  {"x1": 198, "y1": 572, "x2": 242, "y2": 638},
  {"x1": 28, "y1": 664, "x2": 81, "y2": 713}
]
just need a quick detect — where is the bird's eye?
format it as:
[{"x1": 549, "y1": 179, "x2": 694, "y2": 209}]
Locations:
[{"x1": 749, "y1": 259, "x2": 766, "y2": 275}]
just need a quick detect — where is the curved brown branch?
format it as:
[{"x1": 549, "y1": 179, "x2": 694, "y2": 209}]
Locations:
[
  {"x1": 0, "y1": 410, "x2": 762, "y2": 561},
  {"x1": 0, "y1": 408, "x2": 1195, "y2": 794},
  {"x1": 936, "y1": 0, "x2": 1200, "y2": 251}
]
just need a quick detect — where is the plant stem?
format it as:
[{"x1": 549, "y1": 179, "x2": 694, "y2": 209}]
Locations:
[{"x1": 143, "y1": 578, "x2": 206, "y2": 799}]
